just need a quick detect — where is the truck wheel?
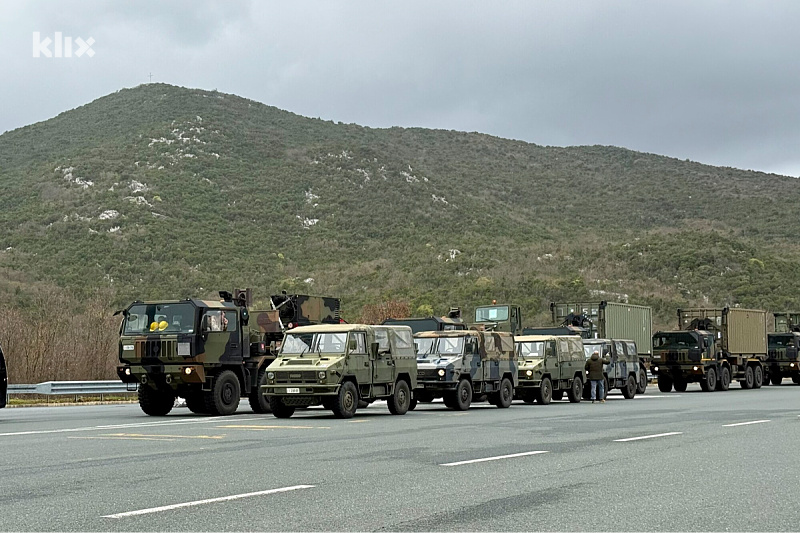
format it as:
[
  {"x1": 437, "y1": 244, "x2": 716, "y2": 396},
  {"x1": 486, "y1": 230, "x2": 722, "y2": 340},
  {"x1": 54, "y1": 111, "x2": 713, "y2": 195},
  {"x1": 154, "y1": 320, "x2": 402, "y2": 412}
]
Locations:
[
  {"x1": 657, "y1": 376, "x2": 673, "y2": 393},
  {"x1": 332, "y1": 381, "x2": 358, "y2": 418},
  {"x1": 248, "y1": 369, "x2": 272, "y2": 414},
  {"x1": 719, "y1": 366, "x2": 731, "y2": 391},
  {"x1": 673, "y1": 379, "x2": 687, "y2": 392},
  {"x1": 494, "y1": 378, "x2": 513, "y2": 408},
  {"x1": 621, "y1": 375, "x2": 637, "y2": 399},
  {"x1": 566, "y1": 377, "x2": 582, "y2": 403},
  {"x1": 700, "y1": 367, "x2": 717, "y2": 392},
  {"x1": 637, "y1": 367, "x2": 648, "y2": 394},
  {"x1": 451, "y1": 379, "x2": 472, "y2": 410},
  {"x1": 185, "y1": 391, "x2": 208, "y2": 414},
  {"x1": 753, "y1": 366, "x2": 763, "y2": 389},
  {"x1": 771, "y1": 374, "x2": 783, "y2": 386},
  {"x1": 138, "y1": 386, "x2": 174, "y2": 416},
  {"x1": 535, "y1": 377, "x2": 553, "y2": 405},
  {"x1": 204, "y1": 370, "x2": 241, "y2": 415},
  {"x1": 269, "y1": 396, "x2": 295, "y2": 418},
  {"x1": 740, "y1": 366, "x2": 754, "y2": 389},
  {"x1": 388, "y1": 379, "x2": 411, "y2": 415}
]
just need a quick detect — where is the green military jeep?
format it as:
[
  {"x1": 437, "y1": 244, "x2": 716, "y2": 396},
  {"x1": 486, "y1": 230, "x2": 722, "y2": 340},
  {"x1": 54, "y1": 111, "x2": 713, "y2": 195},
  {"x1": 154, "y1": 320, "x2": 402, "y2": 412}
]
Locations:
[
  {"x1": 514, "y1": 335, "x2": 585, "y2": 404},
  {"x1": 581, "y1": 339, "x2": 641, "y2": 399},
  {"x1": 263, "y1": 324, "x2": 416, "y2": 418}
]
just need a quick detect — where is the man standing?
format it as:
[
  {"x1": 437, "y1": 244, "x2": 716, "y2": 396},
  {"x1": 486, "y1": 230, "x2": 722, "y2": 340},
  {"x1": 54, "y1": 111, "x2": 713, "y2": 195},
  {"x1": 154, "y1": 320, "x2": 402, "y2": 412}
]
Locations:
[{"x1": 585, "y1": 350, "x2": 610, "y2": 403}]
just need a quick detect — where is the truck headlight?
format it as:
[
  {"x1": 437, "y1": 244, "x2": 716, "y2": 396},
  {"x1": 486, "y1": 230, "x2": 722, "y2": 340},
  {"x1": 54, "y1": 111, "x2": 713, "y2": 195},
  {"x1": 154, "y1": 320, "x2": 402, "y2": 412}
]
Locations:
[
  {"x1": 791, "y1": 363, "x2": 796, "y2": 368},
  {"x1": 318, "y1": 371, "x2": 326, "y2": 379},
  {"x1": 437, "y1": 369, "x2": 445, "y2": 377},
  {"x1": 267, "y1": 372, "x2": 275, "y2": 380},
  {"x1": 124, "y1": 368, "x2": 131, "y2": 376},
  {"x1": 653, "y1": 366, "x2": 659, "y2": 373},
  {"x1": 693, "y1": 366, "x2": 699, "y2": 371},
  {"x1": 526, "y1": 370, "x2": 533, "y2": 377}
]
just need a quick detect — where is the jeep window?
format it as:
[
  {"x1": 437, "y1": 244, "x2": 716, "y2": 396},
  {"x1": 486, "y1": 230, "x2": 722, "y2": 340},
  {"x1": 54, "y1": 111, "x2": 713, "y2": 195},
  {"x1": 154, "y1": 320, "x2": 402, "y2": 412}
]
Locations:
[
  {"x1": 392, "y1": 329, "x2": 413, "y2": 350},
  {"x1": 653, "y1": 332, "x2": 698, "y2": 349},
  {"x1": 625, "y1": 342, "x2": 637, "y2": 356},
  {"x1": 557, "y1": 339, "x2": 570, "y2": 361},
  {"x1": 438, "y1": 337, "x2": 464, "y2": 355},
  {"x1": 465, "y1": 337, "x2": 478, "y2": 354},
  {"x1": 123, "y1": 303, "x2": 196, "y2": 335},
  {"x1": 483, "y1": 335, "x2": 498, "y2": 352},
  {"x1": 415, "y1": 337, "x2": 436, "y2": 355},
  {"x1": 224, "y1": 311, "x2": 238, "y2": 332},
  {"x1": 517, "y1": 341, "x2": 545, "y2": 358},
  {"x1": 348, "y1": 332, "x2": 367, "y2": 354},
  {"x1": 375, "y1": 329, "x2": 390, "y2": 352},
  {"x1": 281, "y1": 333, "x2": 348, "y2": 354},
  {"x1": 583, "y1": 343, "x2": 607, "y2": 360},
  {"x1": 568, "y1": 338, "x2": 584, "y2": 360},
  {"x1": 474, "y1": 306, "x2": 509, "y2": 322},
  {"x1": 281, "y1": 333, "x2": 312, "y2": 354},
  {"x1": 614, "y1": 341, "x2": 625, "y2": 357}
]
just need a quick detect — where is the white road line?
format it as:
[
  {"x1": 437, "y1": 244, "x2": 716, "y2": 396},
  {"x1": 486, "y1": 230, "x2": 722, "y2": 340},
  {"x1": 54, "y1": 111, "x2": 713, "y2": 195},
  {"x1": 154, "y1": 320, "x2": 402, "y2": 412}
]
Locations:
[
  {"x1": 0, "y1": 416, "x2": 272, "y2": 437},
  {"x1": 440, "y1": 450, "x2": 548, "y2": 466},
  {"x1": 633, "y1": 395, "x2": 682, "y2": 399},
  {"x1": 102, "y1": 485, "x2": 315, "y2": 518},
  {"x1": 723, "y1": 420, "x2": 771, "y2": 427},
  {"x1": 614, "y1": 432, "x2": 682, "y2": 442}
]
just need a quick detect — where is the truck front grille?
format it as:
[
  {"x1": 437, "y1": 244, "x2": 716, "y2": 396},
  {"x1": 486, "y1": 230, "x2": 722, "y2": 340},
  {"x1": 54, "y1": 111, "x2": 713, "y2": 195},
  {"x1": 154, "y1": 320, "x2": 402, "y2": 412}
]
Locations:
[
  {"x1": 138, "y1": 339, "x2": 178, "y2": 360},
  {"x1": 275, "y1": 371, "x2": 318, "y2": 384}
]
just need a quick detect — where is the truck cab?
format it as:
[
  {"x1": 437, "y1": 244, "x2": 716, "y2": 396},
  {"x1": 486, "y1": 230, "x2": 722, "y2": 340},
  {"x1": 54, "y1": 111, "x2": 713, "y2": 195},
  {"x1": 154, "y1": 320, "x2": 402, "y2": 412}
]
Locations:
[
  {"x1": 514, "y1": 335, "x2": 585, "y2": 405},
  {"x1": 765, "y1": 332, "x2": 800, "y2": 385},
  {"x1": 472, "y1": 303, "x2": 522, "y2": 334},
  {"x1": 651, "y1": 330, "x2": 717, "y2": 392},
  {"x1": 582, "y1": 339, "x2": 641, "y2": 399}
]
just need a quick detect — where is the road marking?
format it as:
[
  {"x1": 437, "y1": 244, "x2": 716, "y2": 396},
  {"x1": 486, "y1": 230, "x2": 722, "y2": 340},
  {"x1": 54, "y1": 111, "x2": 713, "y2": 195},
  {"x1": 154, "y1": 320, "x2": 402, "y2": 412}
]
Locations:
[
  {"x1": 69, "y1": 436, "x2": 177, "y2": 442},
  {"x1": 105, "y1": 433, "x2": 224, "y2": 439},
  {"x1": 0, "y1": 416, "x2": 271, "y2": 438},
  {"x1": 347, "y1": 420, "x2": 370, "y2": 423},
  {"x1": 102, "y1": 484, "x2": 315, "y2": 518},
  {"x1": 217, "y1": 425, "x2": 330, "y2": 430},
  {"x1": 614, "y1": 432, "x2": 683, "y2": 442},
  {"x1": 633, "y1": 395, "x2": 682, "y2": 399},
  {"x1": 440, "y1": 450, "x2": 548, "y2": 466},
  {"x1": 723, "y1": 420, "x2": 771, "y2": 427}
]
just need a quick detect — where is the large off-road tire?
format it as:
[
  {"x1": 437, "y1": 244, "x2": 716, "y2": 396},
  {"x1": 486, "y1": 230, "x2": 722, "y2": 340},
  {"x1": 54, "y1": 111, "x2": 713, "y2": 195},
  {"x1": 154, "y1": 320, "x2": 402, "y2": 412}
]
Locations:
[
  {"x1": 740, "y1": 366, "x2": 754, "y2": 389},
  {"x1": 753, "y1": 366, "x2": 763, "y2": 389},
  {"x1": 673, "y1": 378, "x2": 688, "y2": 392},
  {"x1": 138, "y1": 385, "x2": 174, "y2": 416},
  {"x1": 452, "y1": 379, "x2": 472, "y2": 411},
  {"x1": 566, "y1": 376, "x2": 583, "y2": 403},
  {"x1": 185, "y1": 391, "x2": 208, "y2": 414},
  {"x1": 535, "y1": 377, "x2": 553, "y2": 405},
  {"x1": 719, "y1": 366, "x2": 731, "y2": 391},
  {"x1": 700, "y1": 367, "x2": 717, "y2": 392},
  {"x1": 621, "y1": 375, "x2": 637, "y2": 399},
  {"x1": 658, "y1": 376, "x2": 673, "y2": 393},
  {"x1": 637, "y1": 367, "x2": 648, "y2": 394},
  {"x1": 771, "y1": 374, "x2": 783, "y2": 386},
  {"x1": 388, "y1": 379, "x2": 411, "y2": 415},
  {"x1": 269, "y1": 396, "x2": 295, "y2": 418},
  {"x1": 494, "y1": 378, "x2": 514, "y2": 408},
  {"x1": 204, "y1": 370, "x2": 241, "y2": 415},
  {"x1": 331, "y1": 381, "x2": 358, "y2": 419},
  {"x1": 248, "y1": 369, "x2": 272, "y2": 414}
]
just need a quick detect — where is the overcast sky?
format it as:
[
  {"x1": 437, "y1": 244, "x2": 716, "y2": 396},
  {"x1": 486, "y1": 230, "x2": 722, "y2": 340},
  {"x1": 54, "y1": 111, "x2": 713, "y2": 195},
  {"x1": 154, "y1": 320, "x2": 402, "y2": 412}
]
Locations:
[{"x1": 2, "y1": 0, "x2": 799, "y2": 176}]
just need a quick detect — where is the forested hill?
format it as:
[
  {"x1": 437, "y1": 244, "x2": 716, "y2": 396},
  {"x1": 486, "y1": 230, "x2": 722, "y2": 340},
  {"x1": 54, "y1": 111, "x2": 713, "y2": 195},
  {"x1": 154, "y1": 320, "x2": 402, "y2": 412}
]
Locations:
[{"x1": 1, "y1": 82, "x2": 800, "y2": 328}]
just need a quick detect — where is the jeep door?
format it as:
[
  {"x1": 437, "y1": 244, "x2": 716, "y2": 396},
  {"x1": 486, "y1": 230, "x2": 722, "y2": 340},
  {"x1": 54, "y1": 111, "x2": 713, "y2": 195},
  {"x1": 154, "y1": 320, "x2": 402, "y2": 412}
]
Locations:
[
  {"x1": 372, "y1": 329, "x2": 396, "y2": 385},
  {"x1": 544, "y1": 340, "x2": 559, "y2": 381},
  {"x1": 347, "y1": 331, "x2": 370, "y2": 384},
  {"x1": 464, "y1": 336, "x2": 481, "y2": 382},
  {"x1": 557, "y1": 338, "x2": 578, "y2": 382}
]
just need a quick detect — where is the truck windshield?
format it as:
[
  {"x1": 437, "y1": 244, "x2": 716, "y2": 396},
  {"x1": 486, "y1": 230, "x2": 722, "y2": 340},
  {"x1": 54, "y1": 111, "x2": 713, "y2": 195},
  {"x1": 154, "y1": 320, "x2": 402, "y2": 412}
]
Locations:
[
  {"x1": 475, "y1": 306, "x2": 509, "y2": 322},
  {"x1": 281, "y1": 332, "x2": 348, "y2": 355},
  {"x1": 123, "y1": 303, "x2": 196, "y2": 335},
  {"x1": 517, "y1": 341, "x2": 545, "y2": 358},
  {"x1": 769, "y1": 334, "x2": 795, "y2": 348},
  {"x1": 415, "y1": 338, "x2": 437, "y2": 355},
  {"x1": 653, "y1": 332, "x2": 698, "y2": 349}
]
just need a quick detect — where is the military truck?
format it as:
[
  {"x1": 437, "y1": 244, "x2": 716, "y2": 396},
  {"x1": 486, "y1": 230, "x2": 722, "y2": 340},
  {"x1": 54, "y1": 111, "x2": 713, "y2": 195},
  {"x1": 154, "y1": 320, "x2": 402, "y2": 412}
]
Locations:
[
  {"x1": 472, "y1": 303, "x2": 523, "y2": 334},
  {"x1": 773, "y1": 312, "x2": 800, "y2": 333},
  {"x1": 263, "y1": 324, "x2": 416, "y2": 418},
  {"x1": 117, "y1": 290, "x2": 341, "y2": 416},
  {"x1": 0, "y1": 343, "x2": 7, "y2": 409},
  {"x1": 412, "y1": 330, "x2": 517, "y2": 410},
  {"x1": 651, "y1": 308, "x2": 767, "y2": 392},
  {"x1": 581, "y1": 339, "x2": 641, "y2": 400},
  {"x1": 764, "y1": 332, "x2": 800, "y2": 385},
  {"x1": 514, "y1": 335, "x2": 585, "y2": 404},
  {"x1": 542, "y1": 301, "x2": 652, "y2": 394},
  {"x1": 382, "y1": 308, "x2": 466, "y2": 334}
]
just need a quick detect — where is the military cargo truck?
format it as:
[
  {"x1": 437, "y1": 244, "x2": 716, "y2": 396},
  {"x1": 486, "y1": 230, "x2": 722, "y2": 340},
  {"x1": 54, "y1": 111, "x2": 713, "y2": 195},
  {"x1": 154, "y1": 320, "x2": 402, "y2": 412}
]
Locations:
[
  {"x1": 413, "y1": 330, "x2": 517, "y2": 410},
  {"x1": 472, "y1": 303, "x2": 523, "y2": 334},
  {"x1": 117, "y1": 291, "x2": 341, "y2": 416},
  {"x1": 651, "y1": 308, "x2": 767, "y2": 392},
  {"x1": 773, "y1": 312, "x2": 800, "y2": 333},
  {"x1": 0, "y1": 343, "x2": 7, "y2": 409},
  {"x1": 581, "y1": 339, "x2": 641, "y2": 400},
  {"x1": 547, "y1": 301, "x2": 652, "y2": 394},
  {"x1": 382, "y1": 309, "x2": 466, "y2": 334},
  {"x1": 263, "y1": 324, "x2": 416, "y2": 418},
  {"x1": 764, "y1": 332, "x2": 800, "y2": 385},
  {"x1": 514, "y1": 335, "x2": 585, "y2": 404}
]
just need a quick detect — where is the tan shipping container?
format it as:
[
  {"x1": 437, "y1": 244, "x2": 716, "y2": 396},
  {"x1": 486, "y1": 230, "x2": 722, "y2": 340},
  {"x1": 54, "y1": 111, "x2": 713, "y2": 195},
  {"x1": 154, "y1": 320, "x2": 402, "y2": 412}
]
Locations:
[{"x1": 678, "y1": 308, "x2": 767, "y2": 356}]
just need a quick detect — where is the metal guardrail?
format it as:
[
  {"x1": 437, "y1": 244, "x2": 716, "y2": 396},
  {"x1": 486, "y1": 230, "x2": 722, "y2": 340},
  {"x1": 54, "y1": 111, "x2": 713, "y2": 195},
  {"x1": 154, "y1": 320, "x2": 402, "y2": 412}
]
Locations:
[{"x1": 8, "y1": 381, "x2": 132, "y2": 395}]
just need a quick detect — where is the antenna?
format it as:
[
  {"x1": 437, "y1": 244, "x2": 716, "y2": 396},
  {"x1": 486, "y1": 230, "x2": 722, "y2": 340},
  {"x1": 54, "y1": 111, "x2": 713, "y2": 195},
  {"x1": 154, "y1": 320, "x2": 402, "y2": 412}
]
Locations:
[{"x1": 148, "y1": 72, "x2": 153, "y2": 83}]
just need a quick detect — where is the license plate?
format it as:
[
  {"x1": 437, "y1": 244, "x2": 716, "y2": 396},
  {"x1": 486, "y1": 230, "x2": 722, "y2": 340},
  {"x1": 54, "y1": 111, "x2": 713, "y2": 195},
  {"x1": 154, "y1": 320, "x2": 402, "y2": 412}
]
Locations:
[
  {"x1": 417, "y1": 383, "x2": 425, "y2": 388},
  {"x1": 286, "y1": 388, "x2": 300, "y2": 394}
]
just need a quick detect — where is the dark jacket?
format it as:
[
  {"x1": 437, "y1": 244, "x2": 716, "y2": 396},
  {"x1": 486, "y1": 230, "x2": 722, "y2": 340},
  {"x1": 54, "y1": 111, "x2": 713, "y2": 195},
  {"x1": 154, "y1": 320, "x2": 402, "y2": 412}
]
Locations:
[{"x1": 584, "y1": 353, "x2": 610, "y2": 381}]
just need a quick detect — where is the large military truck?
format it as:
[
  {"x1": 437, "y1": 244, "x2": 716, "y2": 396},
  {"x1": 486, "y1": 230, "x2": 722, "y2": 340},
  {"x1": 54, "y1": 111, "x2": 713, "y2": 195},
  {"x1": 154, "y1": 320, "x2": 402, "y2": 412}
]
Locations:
[
  {"x1": 263, "y1": 324, "x2": 416, "y2": 418},
  {"x1": 0, "y1": 343, "x2": 7, "y2": 409},
  {"x1": 581, "y1": 339, "x2": 641, "y2": 400},
  {"x1": 413, "y1": 330, "x2": 517, "y2": 410},
  {"x1": 117, "y1": 291, "x2": 341, "y2": 416},
  {"x1": 651, "y1": 308, "x2": 767, "y2": 392},
  {"x1": 514, "y1": 335, "x2": 585, "y2": 404},
  {"x1": 472, "y1": 303, "x2": 523, "y2": 334},
  {"x1": 537, "y1": 301, "x2": 652, "y2": 394},
  {"x1": 382, "y1": 308, "x2": 466, "y2": 334},
  {"x1": 764, "y1": 314, "x2": 800, "y2": 385}
]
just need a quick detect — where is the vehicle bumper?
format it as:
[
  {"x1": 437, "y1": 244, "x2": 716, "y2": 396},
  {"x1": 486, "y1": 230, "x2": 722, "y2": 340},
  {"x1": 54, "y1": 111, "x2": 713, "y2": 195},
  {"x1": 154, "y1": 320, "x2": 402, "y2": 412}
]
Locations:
[
  {"x1": 116, "y1": 364, "x2": 206, "y2": 387},
  {"x1": 415, "y1": 380, "x2": 457, "y2": 392},
  {"x1": 651, "y1": 364, "x2": 705, "y2": 381},
  {"x1": 263, "y1": 383, "x2": 340, "y2": 396}
]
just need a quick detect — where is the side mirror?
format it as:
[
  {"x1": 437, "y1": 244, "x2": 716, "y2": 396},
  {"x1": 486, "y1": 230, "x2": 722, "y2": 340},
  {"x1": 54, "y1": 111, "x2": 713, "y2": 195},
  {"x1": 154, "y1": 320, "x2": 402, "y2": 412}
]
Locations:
[{"x1": 369, "y1": 342, "x2": 379, "y2": 359}]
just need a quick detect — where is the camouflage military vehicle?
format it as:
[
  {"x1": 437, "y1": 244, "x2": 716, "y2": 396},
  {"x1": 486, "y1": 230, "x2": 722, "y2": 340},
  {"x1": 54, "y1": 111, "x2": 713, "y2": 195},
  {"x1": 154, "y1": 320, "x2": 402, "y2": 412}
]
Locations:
[
  {"x1": 0, "y1": 343, "x2": 7, "y2": 409},
  {"x1": 117, "y1": 291, "x2": 341, "y2": 416},
  {"x1": 581, "y1": 339, "x2": 641, "y2": 399},
  {"x1": 412, "y1": 330, "x2": 517, "y2": 410},
  {"x1": 382, "y1": 309, "x2": 466, "y2": 334},
  {"x1": 263, "y1": 324, "x2": 416, "y2": 418},
  {"x1": 514, "y1": 335, "x2": 585, "y2": 404},
  {"x1": 652, "y1": 308, "x2": 767, "y2": 392},
  {"x1": 764, "y1": 332, "x2": 800, "y2": 385},
  {"x1": 472, "y1": 303, "x2": 523, "y2": 334}
]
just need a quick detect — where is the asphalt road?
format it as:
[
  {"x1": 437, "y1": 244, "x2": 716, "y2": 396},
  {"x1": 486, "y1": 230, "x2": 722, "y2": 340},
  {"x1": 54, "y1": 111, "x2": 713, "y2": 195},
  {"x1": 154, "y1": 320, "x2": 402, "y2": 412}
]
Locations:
[{"x1": 1, "y1": 383, "x2": 799, "y2": 532}]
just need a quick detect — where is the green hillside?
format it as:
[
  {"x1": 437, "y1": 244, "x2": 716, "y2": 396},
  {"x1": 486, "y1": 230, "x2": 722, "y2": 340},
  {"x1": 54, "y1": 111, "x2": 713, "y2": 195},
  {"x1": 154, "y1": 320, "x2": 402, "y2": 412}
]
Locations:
[{"x1": 2, "y1": 83, "x2": 800, "y2": 332}]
